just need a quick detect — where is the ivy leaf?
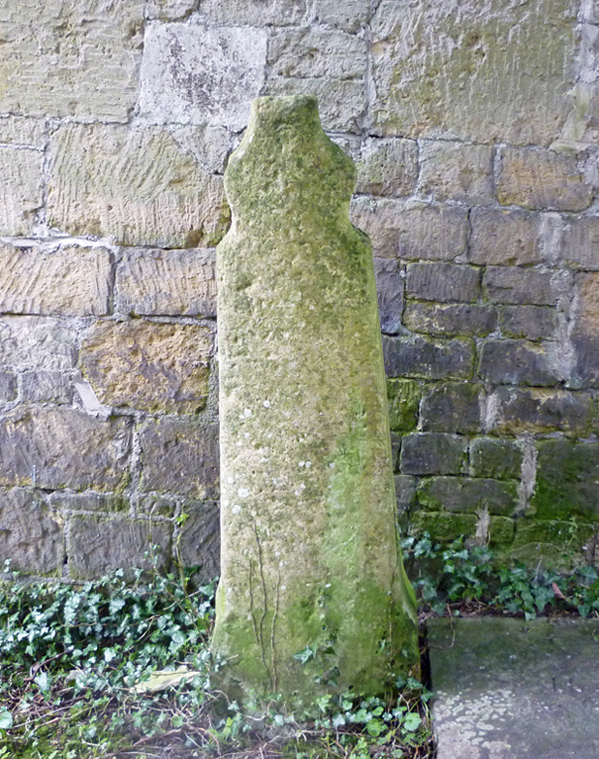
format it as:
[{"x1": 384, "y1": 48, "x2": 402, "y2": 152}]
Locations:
[
  {"x1": 293, "y1": 645, "x2": 316, "y2": 665},
  {"x1": 0, "y1": 710, "x2": 13, "y2": 730}
]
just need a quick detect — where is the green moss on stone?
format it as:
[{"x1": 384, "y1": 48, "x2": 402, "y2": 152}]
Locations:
[
  {"x1": 387, "y1": 379, "x2": 420, "y2": 432},
  {"x1": 531, "y1": 440, "x2": 599, "y2": 520}
]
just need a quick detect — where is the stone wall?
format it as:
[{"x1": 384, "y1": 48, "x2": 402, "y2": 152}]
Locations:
[{"x1": 0, "y1": 0, "x2": 597, "y2": 578}]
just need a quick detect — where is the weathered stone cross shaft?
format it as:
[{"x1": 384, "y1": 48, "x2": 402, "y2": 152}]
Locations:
[{"x1": 212, "y1": 95, "x2": 418, "y2": 707}]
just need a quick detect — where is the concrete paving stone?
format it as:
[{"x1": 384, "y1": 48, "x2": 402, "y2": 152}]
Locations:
[{"x1": 428, "y1": 617, "x2": 599, "y2": 759}]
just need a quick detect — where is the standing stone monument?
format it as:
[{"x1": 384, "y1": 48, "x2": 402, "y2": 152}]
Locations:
[{"x1": 212, "y1": 95, "x2": 418, "y2": 707}]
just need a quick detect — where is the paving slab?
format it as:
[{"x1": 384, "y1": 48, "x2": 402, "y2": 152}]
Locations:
[{"x1": 427, "y1": 617, "x2": 599, "y2": 759}]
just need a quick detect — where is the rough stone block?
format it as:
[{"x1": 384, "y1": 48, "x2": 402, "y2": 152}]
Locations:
[
  {"x1": 384, "y1": 335, "x2": 474, "y2": 380},
  {"x1": 470, "y1": 438, "x2": 523, "y2": 480},
  {"x1": 116, "y1": 248, "x2": 217, "y2": 317},
  {"x1": 406, "y1": 263, "x2": 480, "y2": 303},
  {"x1": 145, "y1": 0, "x2": 197, "y2": 20},
  {"x1": 139, "y1": 419, "x2": 219, "y2": 499},
  {"x1": 561, "y1": 216, "x2": 599, "y2": 271},
  {"x1": 177, "y1": 501, "x2": 220, "y2": 580},
  {"x1": 0, "y1": 244, "x2": 112, "y2": 317},
  {"x1": 355, "y1": 139, "x2": 418, "y2": 197},
  {"x1": 403, "y1": 303, "x2": 497, "y2": 337},
  {"x1": 349, "y1": 200, "x2": 467, "y2": 260},
  {"x1": 21, "y1": 371, "x2": 73, "y2": 405},
  {"x1": 0, "y1": 372, "x2": 17, "y2": 403},
  {"x1": 266, "y1": 77, "x2": 365, "y2": 133},
  {"x1": 0, "y1": 0, "x2": 145, "y2": 120},
  {"x1": 50, "y1": 492, "x2": 129, "y2": 513},
  {"x1": 420, "y1": 382, "x2": 482, "y2": 435},
  {"x1": 0, "y1": 489, "x2": 64, "y2": 574},
  {"x1": 68, "y1": 516, "x2": 172, "y2": 580},
  {"x1": 0, "y1": 408, "x2": 131, "y2": 491},
  {"x1": 512, "y1": 519, "x2": 598, "y2": 560},
  {"x1": 312, "y1": 0, "x2": 369, "y2": 31},
  {"x1": 570, "y1": 273, "x2": 599, "y2": 387},
  {"x1": 0, "y1": 147, "x2": 43, "y2": 235},
  {"x1": 497, "y1": 148, "x2": 593, "y2": 211},
  {"x1": 139, "y1": 24, "x2": 267, "y2": 131},
  {"x1": 195, "y1": 0, "x2": 305, "y2": 25},
  {"x1": 0, "y1": 317, "x2": 78, "y2": 371},
  {"x1": 370, "y1": 0, "x2": 577, "y2": 145},
  {"x1": 469, "y1": 208, "x2": 542, "y2": 266},
  {"x1": 499, "y1": 306, "x2": 558, "y2": 341},
  {"x1": 483, "y1": 267, "x2": 558, "y2": 306},
  {"x1": 479, "y1": 339, "x2": 561, "y2": 386},
  {"x1": 418, "y1": 141, "x2": 493, "y2": 204},
  {"x1": 137, "y1": 495, "x2": 177, "y2": 518},
  {"x1": 268, "y1": 29, "x2": 366, "y2": 79},
  {"x1": 532, "y1": 440, "x2": 599, "y2": 519},
  {"x1": 395, "y1": 475, "x2": 417, "y2": 515},
  {"x1": 80, "y1": 320, "x2": 213, "y2": 414},
  {"x1": 387, "y1": 378, "x2": 420, "y2": 433},
  {"x1": 373, "y1": 258, "x2": 403, "y2": 334},
  {"x1": 47, "y1": 124, "x2": 229, "y2": 248},
  {"x1": 410, "y1": 511, "x2": 514, "y2": 546},
  {"x1": 401, "y1": 433, "x2": 467, "y2": 476},
  {"x1": 489, "y1": 387, "x2": 593, "y2": 437},
  {"x1": 0, "y1": 117, "x2": 46, "y2": 147},
  {"x1": 417, "y1": 476, "x2": 519, "y2": 516}
]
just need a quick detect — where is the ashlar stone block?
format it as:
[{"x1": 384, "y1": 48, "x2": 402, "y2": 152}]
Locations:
[
  {"x1": 0, "y1": 317, "x2": 78, "y2": 372},
  {"x1": 497, "y1": 148, "x2": 593, "y2": 211},
  {"x1": 80, "y1": 320, "x2": 213, "y2": 414},
  {"x1": 268, "y1": 29, "x2": 366, "y2": 80},
  {"x1": 370, "y1": 0, "x2": 578, "y2": 145},
  {"x1": 195, "y1": 0, "x2": 306, "y2": 25},
  {"x1": 47, "y1": 124, "x2": 229, "y2": 248},
  {"x1": 406, "y1": 262, "x2": 480, "y2": 303},
  {"x1": 420, "y1": 382, "x2": 482, "y2": 434},
  {"x1": 373, "y1": 258, "x2": 404, "y2": 334},
  {"x1": 177, "y1": 501, "x2": 220, "y2": 581},
  {"x1": 356, "y1": 139, "x2": 418, "y2": 197},
  {"x1": 469, "y1": 208, "x2": 542, "y2": 266},
  {"x1": 0, "y1": 0, "x2": 145, "y2": 121},
  {"x1": 418, "y1": 141, "x2": 493, "y2": 204},
  {"x1": 116, "y1": 248, "x2": 217, "y2": 317},
  {"x1": 0, "y1": 489, "x2": 64, "y2": 575},
  {"x1": 0, "y1": 117, "x2": 47, "y2": 147},
  {"x1": 0, "y1": 147, "x2": 43, "y2": 235},
  {"x1": 532, "y1": 440, "x2": 599, "y2": 520},
  {"x1": 0, "y1": 244, "x2": 112, "y2": 317},
  {"x1": 561, "y1": 216, "x2": 599, "y2": 271},
  {"x1": 400, "y1": 433, "x2": 468, "y2": 476},
  {"x1": 212, "y1": 96, "x2": 418, "y2": 705},
  {"x1": 350, "y1": 200, "x2": 468, "y2": 261},
  {"x1": 312, "y1": 0, "x2": 369, "y2": 32},
  {"x1": 403, "y1": 303, "x2": 497, "y2": 337},
  {"x1": 483, "y1": 267, "x2": 558, "y2": 306},
  {"x1": 387, "y1": 378, "x2": 420, "y2": 433},
  {"x1": 68, "y1": 516, "x2": 172, "y2": 579},
  {"x1": 384, "y1": 335, "x2": 474, "y2": 380},
  {"x1": 139, "y1": 419, "x2": 219, "y2": 499},
  {"x1": 479, "y1": 340, "x2": 561, "y2": 386},
  {"x1": 489, "y1": 387, "x2": 593, "y2": 437},
  {"x1": 0, "y1": 408, "x2": 131, "y2": 491},
  {"x1": 139, "y1": 24, "x2": 268, "y2": 131},
  {"x1": 500, "y1": 306, "x2": 558, "y2": 341},
  {"x1": 417, "y1": 476, "x2": 519, "y2": 516}
]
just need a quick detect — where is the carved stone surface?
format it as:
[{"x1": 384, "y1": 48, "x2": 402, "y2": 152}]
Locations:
[{"x1": 212, "y1": 95, "x2": 418, "y2": 706}]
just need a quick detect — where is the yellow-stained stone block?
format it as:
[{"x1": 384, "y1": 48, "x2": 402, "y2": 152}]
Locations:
[{"x1": 80, "y1": 319, "x2": 213, "y2": 413}]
